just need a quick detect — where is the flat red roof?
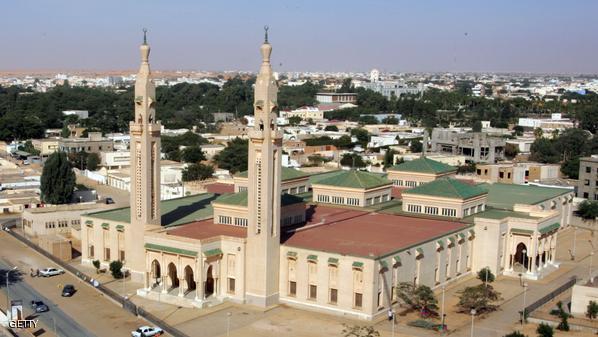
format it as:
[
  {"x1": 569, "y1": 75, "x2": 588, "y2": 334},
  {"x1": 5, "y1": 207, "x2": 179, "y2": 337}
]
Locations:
[
  {"x1": 204, "y1": 182, "x2": 235, "y2": 194},
  {"x1": 166, "y1": 218, "x2": 246, "y2": 240},
  {"x1": 283, "y1": 205, "x2": 468, "y2": 258}
]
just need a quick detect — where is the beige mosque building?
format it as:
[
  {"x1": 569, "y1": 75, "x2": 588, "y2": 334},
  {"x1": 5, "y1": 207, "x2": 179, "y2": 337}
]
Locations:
[{"x1": 81, "y1": 31, "x2": 575, "y2": 320}]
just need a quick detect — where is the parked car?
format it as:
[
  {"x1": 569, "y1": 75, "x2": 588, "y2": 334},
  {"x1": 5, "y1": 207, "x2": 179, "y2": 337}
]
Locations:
[
  {"x1": 105, "y1": 197, "x2": 114, "y2": 204},
  {"x1": 131, "y1": 326, "x2": 164, "y2": 337},
  {"x1": 61, "y1": 284, "x2": 75, "y2": 297},
  {"x1": 39, "y1": 268, "x2": 64, "y2": 277},
  {"x1": 30, "y1": 300, "x2": 49, "y2": 313}
]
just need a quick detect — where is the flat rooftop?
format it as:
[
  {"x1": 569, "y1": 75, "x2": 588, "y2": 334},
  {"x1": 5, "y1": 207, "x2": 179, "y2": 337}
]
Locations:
[
  {"x1": 86, "y1": 193, "x2": 217, "y2": 227},
  {"x1": 282, "y1": 205, "x2": 469, "y2": 258},
  {"x1": 166, "y1": 218, "x2": 246, "y2": 241}
]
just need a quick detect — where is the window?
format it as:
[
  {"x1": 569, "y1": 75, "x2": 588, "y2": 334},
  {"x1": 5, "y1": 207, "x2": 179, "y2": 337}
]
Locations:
[
  {"x1": 587, "y1": 166, "x2": 592, "y2": 173},
  {"x1": 424, "y1": 206, "x2": 439, "y2": 215},
  {"x1": 119, "y1": 250, "x2": 125, "y2": 261},
  {"x1": 289, "y1": 281, "x2": 297, "y2": 296},
  {"x1": 354, "y1": 293, "x2": 363, "y2": 308},
  {"x1": 407, "y1": 204, "x2": 422, "y2": 213},
  {"x1": 228, "y1": 278, "x2": 236, "y2": 294},
  {"x1": 88, "y1": 245, "x2": 94, "y2": 258},
  {"x1": 234, "y1": 217, "x2": 248, "y2": 227},
  {"x1": 366, "y1": 198, "x2": 373, "y2": 206},
  {"x1": 332, "y1": 196, "x2": 345, "y2": 204},
  {"x1": 584, "y1": 192, "x2": 589, "y2": 199},
  {"x1": 317, "y1": 195, "x2": 330, "y2": 203},
  {"x1": 442, "y1": 208, "x2": 456, "y2": 217},
  {"x1": 584, "y1": 179, "x2": 590, "y2": 186},
  {"x1": 238, "y1": 186, "x2": 247, "y2": 192},
  {"x1": 330, "y1": 288, "x2": 338, "y2": 304},
  {"x1": 499, "y1": 172, "x2": 504, "y2": 179},
  {"x1": 282, "y1": 189, "x2": 289, "y2": 194},
  {"x1": 104, "y1": 248, "x2": 110, "y2": 261},
  {"x1": 290, "y1": 187, "x2": 298, "y2": 194},
  {"x1": 347, "y1": 198, "x2": 360, "y2": 206},
  {"x1": 298, "y1": 186, "x2": 306, "y2": 193},
  {"x1": 309, "y1": 285, "x2": 317, "y2": 300},
  {"x1": 218, "y1": 215, "x2": 232, "y2": 225}
]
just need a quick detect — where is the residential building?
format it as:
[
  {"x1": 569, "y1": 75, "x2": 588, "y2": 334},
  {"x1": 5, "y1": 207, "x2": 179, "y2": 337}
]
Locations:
[
  {"x1": 430, "y1": 128, "x2": 506, "y2": 163},
  {"x1": 59, "y1": 132, "x2": 114, "y2": 154},
  {"x1": 578, "y1": 156, "x2": 598, "y2": 200}
]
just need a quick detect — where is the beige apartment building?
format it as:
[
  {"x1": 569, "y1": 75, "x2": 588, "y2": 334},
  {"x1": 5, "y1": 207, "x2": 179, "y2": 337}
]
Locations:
[
  {"x1": 475, "y1": 162, "x2": 560, "y2": 184},
  {"x1": 578, "y1": 156, "x2": 598, "y2": 200}
]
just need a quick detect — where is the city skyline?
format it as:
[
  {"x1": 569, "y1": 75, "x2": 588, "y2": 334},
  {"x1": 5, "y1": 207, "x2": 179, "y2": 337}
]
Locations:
[{"x1": 1, "y1": 0, "x2": 598, "y2": 74}]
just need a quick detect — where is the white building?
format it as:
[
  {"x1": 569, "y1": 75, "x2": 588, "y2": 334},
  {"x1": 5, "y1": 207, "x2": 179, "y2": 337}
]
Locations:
[{"x1": 62, "y1": 110, "x2": 89, "y2": 119}]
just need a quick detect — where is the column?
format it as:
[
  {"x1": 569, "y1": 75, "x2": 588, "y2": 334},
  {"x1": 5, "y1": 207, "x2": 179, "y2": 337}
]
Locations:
[
  {"x1": 178, "y1": 277, "x2": 185, "y2": 297},
  {"x1": 196, "y1": 259, "x2": 204, "y2": 300},
  {"x1": 509, "y1": 255, "x2": 514, "y2": 271},
  {"x1": 161, "y1": 275, "x2": 167, "y2": 294}
]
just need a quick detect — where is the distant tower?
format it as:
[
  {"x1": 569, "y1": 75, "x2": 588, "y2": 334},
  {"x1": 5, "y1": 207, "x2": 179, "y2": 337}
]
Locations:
[
  {"x1": 128, "y1": 29, "x2": 161, "y2": 278},
  {"x1": 370, "y1": 68, "x2": 380, "y2": 82},
  {"x1": 245, "y1": 26, "x2": 282, "y2": 307}
]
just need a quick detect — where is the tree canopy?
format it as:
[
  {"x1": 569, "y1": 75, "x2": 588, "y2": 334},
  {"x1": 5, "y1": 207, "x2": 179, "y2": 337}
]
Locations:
[
  {"x1": 41, "y1": 151, "x2": 76, "y2": 204},
  {"x1": 182, "y1": 163, "x2": 214, "y2": 181},
  {"x1": 213, "y1": 138, "x2": 248, "y2": 173}
]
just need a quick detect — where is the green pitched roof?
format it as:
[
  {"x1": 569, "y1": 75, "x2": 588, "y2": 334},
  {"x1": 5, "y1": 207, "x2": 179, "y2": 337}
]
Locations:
[
  {"x1": 214, "y1": 191, "x2": 304, "y2": 207},
  {"x1": 145, "y1": 243, "x2": 198, "y2": 257},
  {"x1": 313, "y1": 170, "x2": 391, "y2": 190},
  {"x1": 481, "y1": 183, "x2": 572, "y2": 210},
  {"x1": 389, "y1": 157, "x2": 456, "y2": 174},
  {"x1": 471, "y1": 208, "x2": 539, "y2": 220},
  {"x1": 539, "y1": 222, "x2": 560, "y2": 234},
  {"x1": 402, "y1": 178, "x2": 487, "y2": 200},
  {"x1": 86, "y1": 193, "x2": 217, "y2": 227},
  {"x1": 235, "y1": 167, "x2": 309, "y2": 181}
]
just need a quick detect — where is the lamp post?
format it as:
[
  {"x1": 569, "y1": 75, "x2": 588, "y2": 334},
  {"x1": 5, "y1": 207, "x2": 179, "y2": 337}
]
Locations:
[
  {"x1": 470, "y1": 309, "x2": 476, "y2": 337},
  {"x1": 572, "y1": 227, "x2": 577, "y2": 260},
  {"x1": 590, "y1": 251, "x2": 595, "y2": 284},
  {"x1": 4, "y1": 266, "x2": 17, "y2": 320},
  {"x1": 52, "y1": 316, "x2": 58, "y2": 337},
  {"x1": 521, "y1": 282, "x2": 528, "y2": 326},
  {"x1": 521, "y1": 249, "x2": 527, "y2": 272},
  {"x1": 440, "y1": 285, "x2": 446, "y2": 331},
  {"x1": 226, "y1": 312, "x2": 232, "y2": 337},
  {"x1": 121, "y1": 266, "x2": 127, "y2": 298}
]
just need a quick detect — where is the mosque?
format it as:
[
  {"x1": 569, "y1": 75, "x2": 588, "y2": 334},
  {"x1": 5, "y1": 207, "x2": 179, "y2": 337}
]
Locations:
[{"x1": 81, "y1": 30, "x2": 574, "y2": 320}]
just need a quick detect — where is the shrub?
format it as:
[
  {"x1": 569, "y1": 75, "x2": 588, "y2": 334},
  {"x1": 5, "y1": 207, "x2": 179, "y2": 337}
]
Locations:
[
  {"x1": 109, "y1": 260, "x2": 124, "y2": 279},
  {"x1": 536, "y1": 322, "x2": 553, "y2": 337}
]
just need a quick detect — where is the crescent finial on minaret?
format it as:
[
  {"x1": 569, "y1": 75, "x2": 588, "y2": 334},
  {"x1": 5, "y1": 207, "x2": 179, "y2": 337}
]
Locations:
[
  {"x1": 143, "y1": 28, "x2": 148, "y2": 45},
  {"x1": 264, "y1": 25, "x2": 269, "y2": 43}
]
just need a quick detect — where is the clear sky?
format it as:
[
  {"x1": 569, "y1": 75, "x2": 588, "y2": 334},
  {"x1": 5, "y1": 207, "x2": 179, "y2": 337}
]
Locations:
[{"x1": 1, "y1": 0, "x2": 597, "y2": 74}]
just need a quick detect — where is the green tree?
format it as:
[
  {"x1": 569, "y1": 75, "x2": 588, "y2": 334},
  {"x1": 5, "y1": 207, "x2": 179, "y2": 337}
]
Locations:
[
  {"x1": 382, "y1": 116, "x2": 399, "y2": 125},
  {"x1": 396, "y1": 282, "x2": 438, "y2": 317},
  {"x1": 383, "y1": 149, "x2": 397, "y2": 169},
  {"x1": 182, "y1": 163, "x2": 214, "y2": 181},
  {"x1": 587, "y1": 300, "x2": 598, "y2": 319},
  {"x1": 477, "y1": 267, "x2": 496, "y2": 284},
  {"x1": 513, "y1": 126, "x2": 525, "y2": 136},
  {"x1": 554, "y1": 301, "x2": 570, "y2": 331},
  {"x1": 341, "y1": 324, "x2": 379, "y2": 337},
  {"x1": 457, "y1": 284, "x2": 502, "y2": 313},
  {"x1": 533, "y1": 128, "x2": 543, "y2": 139},
  {"x1": 68, "y1": 150, "x2": 89, "y2": 170},
  {"x1": 288, "y1": 116, "x2": 302, "y2": 126},
  {"x1": 324, "y1": 125, "x2": 339, "y2": 131},
  {"x1": 472, "y1": 120, "x2": 483, "y2": 132},
  {"x1": 335, "y1": 135, "x2": 353, "y2": 149},
  {"x1": 503, "y1": 331, "x2": 526, "y2": 337},
  {"x1": 536, "y1": 323, "x2": 553, "y2": 337},
  {"x1": 529, "y1": 138, "x2": 560, "y2": 164},
  {"x1": 92, "y1": 260, "x2": 101, "y2": 273},
  {"x1": 213, "y1": 138, "x2": 248, "y2": 173},
  {"x1": 504, "y1": 143, "x2": 519, "y2": 159},
  {"x1": 338, "y1": 78, "x2": 354, "y2": 93},
  {"x1": 577, "y1": 200, "x2": 598, "y2": 220},
  {"x1": 340, "y1": 153, "x2": 367, "y2": 168},
  {"x1": 40, "y1": 152, "x2": 75, "y2": 204},
  {"x1": 560, "y1": 157, "x2": 580, "y2": 179},
  {"x1": 18, "y1": 140, "x2": 41, "y2": 156},
  {"x1": 410, "y1": 139, "x2": 423, "y2": 153},
  {"x1": 556, "y1": 128, "x2": 592, "y2": 161},
  {"x1": 86, "y1": 153, "x2": 100, "y2": 171},
  {"x1": 109, "y1": 260, "x2": 123, "y2": 279},
  {"x1": 181, "y1": 146, "x2": 206, "y2": 163}
]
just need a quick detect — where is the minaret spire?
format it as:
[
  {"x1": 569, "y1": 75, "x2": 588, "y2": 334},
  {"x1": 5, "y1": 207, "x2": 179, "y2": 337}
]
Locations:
[
  {"x1": 143, "y1": 28, "x2": 148, "y2": 45},
  {"x1": 264, "y1": 25, "x2": 269, "y2": 43}
]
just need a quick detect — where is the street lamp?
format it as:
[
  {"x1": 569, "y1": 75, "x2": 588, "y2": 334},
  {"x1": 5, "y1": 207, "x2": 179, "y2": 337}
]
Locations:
[
  {"x1": 226, "y1": 312, "x2": 232, "y2": 337},
  {"x1": 121, "y1": 266, "x2": 127, "y2": 298},
  {"x1": 572, "y1": 227, "x2": 578, "y2": 260},
  {"x1": 521, "y1": 282, "x2": 528, "y2": 326},
  {"x1": 521, "y1": 249, "x2": 527, "y2": 272},
  {"x1": 470, "y1": 308, "x2": 476, "y2": 337},
  {"x1": 4, "y1": 266, "x2": 17, "y2": 320},
  {"x1": 590, "y1": 251, "x2": 595, "y2": 284},
  {"x1": 440, "y1": 285, "x2": 446, "y2": 331}
]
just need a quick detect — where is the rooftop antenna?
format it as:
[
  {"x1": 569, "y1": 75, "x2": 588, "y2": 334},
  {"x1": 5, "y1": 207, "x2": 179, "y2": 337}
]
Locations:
[
  {"x1": 264, "y1": 25, "x2": 269, "y2": 43},
  {"x1": 142, "y1": 28, "x2": 148, "y2": 45}
]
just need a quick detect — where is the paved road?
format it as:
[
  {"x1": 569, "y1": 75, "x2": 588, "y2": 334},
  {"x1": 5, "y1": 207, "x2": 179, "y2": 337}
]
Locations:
[
  {"x1": 0, "y1": 260, "x2": 95, "y2": 337},
  {"x1": 0, "y1": 231, "x2": 155, "y2": 337}
]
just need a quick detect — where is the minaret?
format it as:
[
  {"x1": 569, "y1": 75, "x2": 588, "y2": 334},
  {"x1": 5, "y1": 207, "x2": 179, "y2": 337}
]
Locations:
[
  {"x1": 128, "y1": 29, "x2": 161, "y2": 279},
  {"x1": 245, "y1": 26, "x2": 282, "y2": 307}
]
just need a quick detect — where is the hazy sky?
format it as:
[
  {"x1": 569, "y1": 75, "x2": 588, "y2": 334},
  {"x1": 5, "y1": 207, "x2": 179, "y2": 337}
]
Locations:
[{"x1": 2, "y1": 0, "x2": 597, "y2": 74}]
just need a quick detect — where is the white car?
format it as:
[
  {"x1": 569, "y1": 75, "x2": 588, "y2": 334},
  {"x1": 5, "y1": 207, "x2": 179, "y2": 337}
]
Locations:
[
  {"x1": 131, "y1": 326, "x2": 164, "y2": 337},
  {"x1": 39, "y1": 268, "x2": 64, "y2": 277}
]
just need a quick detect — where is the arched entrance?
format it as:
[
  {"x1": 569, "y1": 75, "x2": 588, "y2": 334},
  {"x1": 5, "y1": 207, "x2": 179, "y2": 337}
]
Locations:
[
  {"x1": 151, "y1": 259, "x2": 161, "y2": 287},
  {"x1": 205, "y1": 265, "x2": 214, "y2": 297},
  {"x1": 514, "y1": 242, "x2": 529, "y2": 270},
  {"x1": 184, "y1": 265, "x2": 196, "y2": 293},
  {"x1": 167, "y1": 262, "x2": 179, "y2": 289}
]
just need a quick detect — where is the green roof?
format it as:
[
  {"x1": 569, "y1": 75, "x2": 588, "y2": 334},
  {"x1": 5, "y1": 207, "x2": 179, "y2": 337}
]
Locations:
[
  {"x1": 472, "y1": 208, "x2": 539, "y2": 220},
  {"x1": 204, "y1": 248, "x2": 223, "y2": 257},
  {"x1": 86, "y1": 193, "x2": 217, "y2": 227},
  {"x1": 437, "y1": 240, "x2": 444, "y2": 248},
  {"x1": 511, "y1": 228, "x2": 534, "y2": 235},
  {"x1": 352, "y1": 261, "x2": 364, "y2": 268},
  {"x1": 145, "y1": 243, "x2": 198, "y2": 257},
  {"x1": 415, "y1": 248, "x2": 424, "y2": 255},
  {"x1": 235, "y1": 167, "x2": 309, "y2": 181},
  {"x1": 481, "y1": 183, "x2": 571, "y2": 210},
  {"x1": 393, "y1": 256, "x2": 401, "y2": 264},
  {"x1": 213, "y1": 191, "x2": 304, "y2": 207},
  {"x1": 101, "y1": 223, "x2": 109, "y2": 229},
  {"x1": 287, "y1": 251, "x2": 297, "y2": 258},
  {"x1": 389, "y1": 157, "x2": 456, "y2": 174},
  {"x1": 379, "y1": 260, "x2": 388, "y2": 268},
  {"x1": 313, "y1": 170, "x2": 391, "y2": 190},
  {"x1": 539, "y1": 222, "x2": 560, "y2": 234},
  {"x1": 403, "y1": 178, "x2": 487, "y2": 200},
  {"x1": 307, "y1": 254, "x2": 318, "y2": 261},
  {"x1": 328, "y1": 257, "x2": 339, "y2": 265},
  {"x1": 116, "y1": 224, "x2": 124, "y2": 232}
]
